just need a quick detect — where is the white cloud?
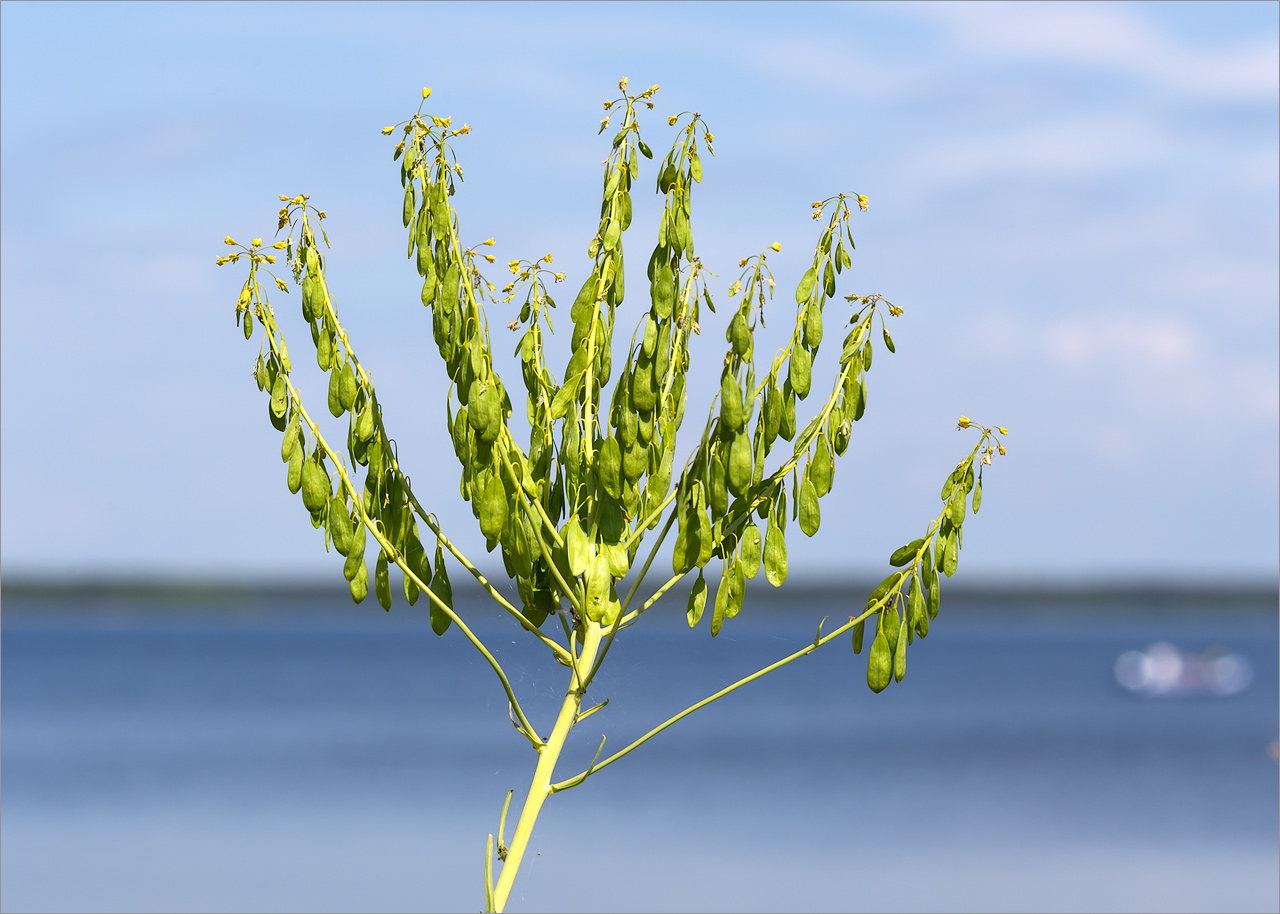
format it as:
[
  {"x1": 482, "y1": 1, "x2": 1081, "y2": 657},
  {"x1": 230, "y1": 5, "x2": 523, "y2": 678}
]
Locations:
[{"x1": 919, "y1": 1, "x2": 1279, "y2": 101}]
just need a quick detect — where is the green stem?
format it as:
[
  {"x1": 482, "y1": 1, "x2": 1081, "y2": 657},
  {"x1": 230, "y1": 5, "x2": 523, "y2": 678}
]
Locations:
[
  {"x1": 551, "y1": 607, "x2": 879, "y2": 791},
  {"x1": 492, "y1": 621, "x2": 604, "y2": 912}
]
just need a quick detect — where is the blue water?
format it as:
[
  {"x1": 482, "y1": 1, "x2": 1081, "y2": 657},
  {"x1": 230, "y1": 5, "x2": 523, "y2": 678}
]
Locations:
[{"x1": 2, "y1": 593, "x2": 1277, "y2": 913}]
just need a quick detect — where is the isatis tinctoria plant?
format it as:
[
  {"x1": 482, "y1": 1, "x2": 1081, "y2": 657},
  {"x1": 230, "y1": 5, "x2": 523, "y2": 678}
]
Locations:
[{"x1": 218, "y1": 81, "x2": 1009, "y2": 911}]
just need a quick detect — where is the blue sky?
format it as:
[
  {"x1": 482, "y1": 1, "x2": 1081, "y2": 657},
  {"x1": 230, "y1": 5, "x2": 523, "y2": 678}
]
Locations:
[{"x1": 2, "y1": 1, "x2": 1276, "y2": 582}]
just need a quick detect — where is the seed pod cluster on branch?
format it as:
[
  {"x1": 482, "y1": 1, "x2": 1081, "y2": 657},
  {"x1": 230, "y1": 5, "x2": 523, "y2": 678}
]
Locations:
[{"x1": 218, "y1": 81, "x2": 1008, "y2": 677}]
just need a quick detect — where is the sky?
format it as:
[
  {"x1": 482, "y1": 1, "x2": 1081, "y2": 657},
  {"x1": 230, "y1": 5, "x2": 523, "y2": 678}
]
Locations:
[{"x1": 1, "y1": 1, "x2": 1276, "y2": 584}]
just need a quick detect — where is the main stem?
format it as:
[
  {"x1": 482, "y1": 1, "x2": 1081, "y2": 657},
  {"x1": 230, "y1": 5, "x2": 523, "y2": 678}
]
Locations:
[{"x1": 491, "y1": 621, "x2": 604, "y2": 912}]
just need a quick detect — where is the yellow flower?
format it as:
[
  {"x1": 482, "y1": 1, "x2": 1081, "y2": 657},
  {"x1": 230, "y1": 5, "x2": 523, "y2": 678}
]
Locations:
[
  {"x1": 998, "y1": 445, "x2": 1007, "y2": 456},
  {"x1": 668, "y1": 115, "x2": 678, "y2": 126},
  {"x1": 957, "y1": 416, "x2": 972, "y2": 429},
  {"x1": 422, "y1": 87, "x2": 432, "y2": 99},
  {"x1": 554, "y1": 271, "x2": 566, "y2": 282},
  {"x1": 273, "y1": 241, "x2": 287, "y2": 250},
  {"x1": 812, "y1": 201, "x2": 823, "y2": 208},
  {"x1": 292, "y1": 195, "x2": 304, "y2": 204},
  {"x1": 215, "y1": 256, "x2": 229, "y2": 266},
  {"x1": 279, "y1": 194, "x2": 290, "y2": 201},
  {"x1": 275, "y1": 278, "x2": 288, "y2": 290},
  {"x1": 618, "y1": 77, "x2": 628, "y2": 91},
  {"x1": 484, "y1": 254, "x2": 495, "y2": 263},
  {"x1": 251, "y1": 238, "x2": 262, "y2": 248},
  {"x1": 603, "y1": 100, "x2": 614, "y2": 110},
  {"x1": 508, "y1": 260, "x2": 521, "y2": 273},
  {"x1": 381, "y1": 126, "x2": 395, "y2": 135},
  {"x1": 770, "y1": 242, "x2": 781, "y2": 252},
  {"x1": 224, "y1": 236, "x2": 237, "y2": 245},
  {"x1": 856, "y1": 194, "x2": 869, "y2": 211},
  {"x1": 998, "y1": 427, "x2": 1009, "y2": 435},
  {"x1": 482, "y1": 238, "x2": 496, "y2": 246},
  {"x1": 543, "y1": 253, "x2": 553, "y2": 263}
]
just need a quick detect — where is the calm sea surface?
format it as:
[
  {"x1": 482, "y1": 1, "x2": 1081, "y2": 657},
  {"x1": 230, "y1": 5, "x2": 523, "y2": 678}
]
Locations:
[{"x1": 2, "y1": 589, "x2": 1276, "y2": 913}]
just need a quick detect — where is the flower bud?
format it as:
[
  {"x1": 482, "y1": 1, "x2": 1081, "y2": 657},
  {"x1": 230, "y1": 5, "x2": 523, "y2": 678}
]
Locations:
[
  {"x1": 273, "y1": 241, "x2": 287, "y2": 250},
  {"x1": 483, "y1": 238, "x2": 496, "y2": 246},
  {"x1": 998, "y1": 427, "x2": 1009, "y2": 435},
  {"x1": 422, "y1": 87, "x2": 432, "y2": 99},
  {"x1": 667, "y1": 115, "x2": 678, "y2": 126},
  {"x1": 224, "y1": 236, "x2": 237, "y2": 245},
  {"x1": 957, "y1": 416, "x2": 971, "y2": 429},
  {"x1": 770, "y1": 242, "x2": 781, "y2": 252},
  {"x1": 381, "y1": 126, "x2": 395, "y2": 135}
]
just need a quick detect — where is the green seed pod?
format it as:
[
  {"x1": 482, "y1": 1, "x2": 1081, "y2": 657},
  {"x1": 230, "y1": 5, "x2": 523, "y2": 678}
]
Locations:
[
  {"x1": 720, "y1": 370, "x2": 743, "y2": 431},
  {"x1": 356, "y1": 400, "x2": 376, "y2": 442},
  {"x1": 862, "y1": 338, "x2": 873, "y2": 372},
  {"x1": 942, "y1": 528, "x2": 959, "y2": 577},
  {"x1": 301, "y1": 276, "x2": 319, "y2": 322},
  {"x1": 317, "y1": 328, "x2": 332, "y2": 371},
  {"x1": 812, "y1": 432, "x2": 833, "y2": 496},
  {"x1": 375, "y1": 550, "x2": 392, "y2": 611},
  {"x1": 404, "y1": 532, "x2": 429, "y2": 606},
  {"x1": 641, "y1": 313, "x2": 658, "y2": 357},
  {"x1": 727, "y1": 430, "x2": 751, "y2": 497},
  {"x1": 270, "y1": 374, "x2": 288, "y2": 420},
  {"x1": 707, "y1": 454, "x2": 728, "y2": 517},
  {"x1": 763, "y1": 377, "x2": 782, "y2": 445},
  {"x1": 687, "y1": 572, "x2": 707, "y2": 628},
  {"x1": 804, "y1": 304, "x2": 823, "y2": 349},
  {"x1": 327, "y1": 366, "x2": 343, "y2": 418},
  {"x1": 894, "y1": 617, "x2": 908, "y2": 681},
  {"x1": 763, "y1": 515, "x2": 787, "y2": 587},
  {"x1": 740, "y1": 523, "x2": 762, "y2": 578},
  {"x1": 780, "y1": 380, "x2": 796, "y2": 440},
  {"x1": 330, "y1": 497, "x2": 354, "y2": 555},
  {"x1": 348, "y1": 561, "x2": 369, "y2": 604},
  {"x1": 949, "y1": 491, "x2": 966, "y2": 527},
  {"x1": 597, "y1": 436, "x2": 623, "y2": 499},
  {"x1": 286, "y1": 445, "x2": 303, "y2": 494},
  {"x1": 798, "y1": 471, "x2": 820, "y2": 537},
  {"x1": 852, "y1": 618, "x2": 865, "y2": 654},
  {"x1": 883, "y1": 606, "x2": 901, "y2": 655},
  {"x1": 890, "y1": 538, "x2": 926, "y2": 567},
  {"x1": 925, "y1": 560, "x2": 940, "y2": 619},
  {"x1": 480, "y1": 386, "x2": 503, "y2": 444},
  {"x1": 789, "y1": 346, "x2": 812, "y2": 400},
  {"x1": 338, "y1": 361, "x2": 357, "y2": 412},
  {"x1": 583, "y1": 553, "x2": 610, "y2": 623},
  {"x1": 710, "y1": 564, "x2": 733, "y2": 637},
  {"x1": 342, "y1": 522, "x2": 367, "y2": 580},
  {"x1": 795, "y1": 265, "x2": 817, "y2": 304},
  {"x1": 729, "y1": 311, "x2": 751, "y2": 358},
  {"x1": 823, "y1": 260, "x2": 836, "y2": 298},
  {"x1": 867, "y1": 628, "x2": 892, "y2": 692},
  {"x1": 479, "y1": 472, "x2": 506, "y2": 542},
  {"x1": 281, "y1": 413, "x2": 301, "y2": 463},
  {"x1": 622, "y1": 439, "x2": 646, "y2": 484},
  {"x1": 973, "y1": 477, "x2": 983, "y2": 514},
  {"x1": 429, "y1": 540, "x2": 453, "y2": 636},
  {"x1": 300, "y1": 455, "x2": 329, "y2": 513},
  {"x1": 566, "y1": 515, "x2": 589, "y2": 577},
  {"x1": 910, "y1": 574, "x2": 929, "y2": 638}
]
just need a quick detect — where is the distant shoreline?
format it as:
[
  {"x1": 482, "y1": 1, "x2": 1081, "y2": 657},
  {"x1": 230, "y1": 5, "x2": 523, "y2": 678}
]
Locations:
[{"x1": 3, "y1": 575, "x2": 1275, "y2": 613}]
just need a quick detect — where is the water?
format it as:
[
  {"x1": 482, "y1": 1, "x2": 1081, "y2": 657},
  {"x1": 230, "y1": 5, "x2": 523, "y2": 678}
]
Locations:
[{"x1": 2, "y1": 590, "x2": 1277, "y2": 913}]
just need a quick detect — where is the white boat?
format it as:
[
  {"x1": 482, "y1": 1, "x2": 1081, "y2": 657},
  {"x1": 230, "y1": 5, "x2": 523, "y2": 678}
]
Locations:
[{"x1": 1114, "y1": 642, "x2": 1253, "y2": 697}]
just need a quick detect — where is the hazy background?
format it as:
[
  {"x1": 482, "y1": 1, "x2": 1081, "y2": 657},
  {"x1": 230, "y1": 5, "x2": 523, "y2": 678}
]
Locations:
[{"x1": 1, "y1": 1, "x2": 1276, "y2": 584}]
